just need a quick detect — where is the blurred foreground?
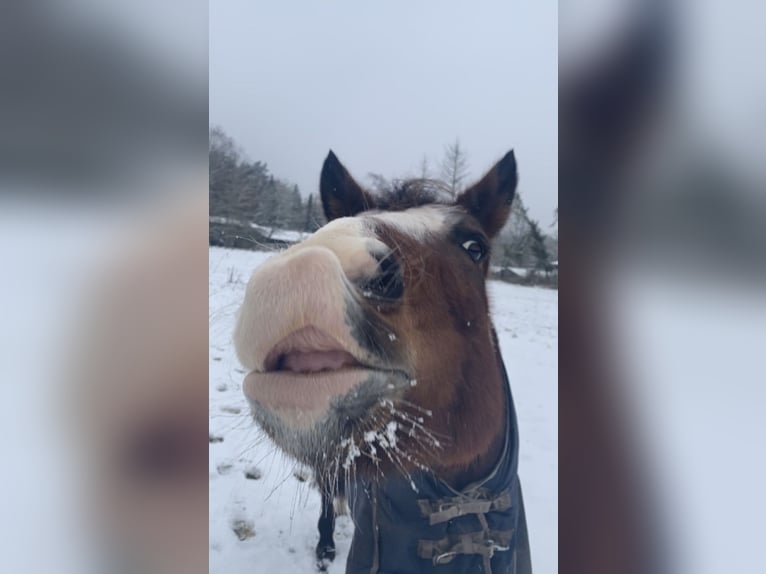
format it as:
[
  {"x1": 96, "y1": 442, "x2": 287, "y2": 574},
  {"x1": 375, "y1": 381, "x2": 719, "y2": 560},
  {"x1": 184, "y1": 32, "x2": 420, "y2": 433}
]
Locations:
[
  {"x1": 0, "y1": 2, "x2": 208, "y2": 573},
  {"x1": 561, "y1": 2, "x2": 766, "y2": 573}
]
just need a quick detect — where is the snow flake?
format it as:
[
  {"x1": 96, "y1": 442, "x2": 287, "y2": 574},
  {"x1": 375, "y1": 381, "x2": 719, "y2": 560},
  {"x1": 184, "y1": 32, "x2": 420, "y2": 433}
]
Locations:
[
  {"x1": 343, "y1": 442, "x2": 361, "y2": 470},
  {"x1": 385, "y1": 421, "x2": 398, "y2": 446}
]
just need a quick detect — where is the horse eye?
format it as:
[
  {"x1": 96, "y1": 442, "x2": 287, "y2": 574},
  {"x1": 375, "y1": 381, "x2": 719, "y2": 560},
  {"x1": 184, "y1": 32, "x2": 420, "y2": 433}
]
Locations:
[{"x1": 461, "y1": 239, "x2": 486, "y2": 262}]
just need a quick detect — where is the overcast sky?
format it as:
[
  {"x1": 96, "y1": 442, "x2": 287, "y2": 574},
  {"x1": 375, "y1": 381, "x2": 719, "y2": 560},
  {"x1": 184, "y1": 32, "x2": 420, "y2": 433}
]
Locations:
[{"x1": 210, "y1": 0, "x2": 557, "y2": 226}]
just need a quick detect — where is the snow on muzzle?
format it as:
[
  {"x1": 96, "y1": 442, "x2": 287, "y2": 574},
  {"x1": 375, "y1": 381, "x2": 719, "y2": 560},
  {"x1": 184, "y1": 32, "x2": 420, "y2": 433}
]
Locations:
[{"x1": 234, "y1": 245, "x2": 409, "y2": 463}]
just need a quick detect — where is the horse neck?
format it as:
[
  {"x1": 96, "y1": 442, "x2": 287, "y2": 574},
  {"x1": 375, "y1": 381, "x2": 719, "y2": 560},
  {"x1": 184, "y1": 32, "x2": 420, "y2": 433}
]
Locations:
[{"x1": 436, "y1": 331, "x2": 509, "y2": 490}]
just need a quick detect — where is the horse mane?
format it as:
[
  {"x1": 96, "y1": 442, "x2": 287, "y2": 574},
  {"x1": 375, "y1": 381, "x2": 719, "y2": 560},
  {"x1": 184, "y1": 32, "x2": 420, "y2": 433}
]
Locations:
[{"x1": 372, "y1": 179, "x2": 453, "y2": 211}]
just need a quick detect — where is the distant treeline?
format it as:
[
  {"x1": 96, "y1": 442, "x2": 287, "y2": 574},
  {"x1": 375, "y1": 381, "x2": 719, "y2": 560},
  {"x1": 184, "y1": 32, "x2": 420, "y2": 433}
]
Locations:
[
  {"x1": 209, "y1": 126, "x2": 557, "y2": 281},
  {"x1": 210, "y1": 126, "x2": 325, "y2": 233}
]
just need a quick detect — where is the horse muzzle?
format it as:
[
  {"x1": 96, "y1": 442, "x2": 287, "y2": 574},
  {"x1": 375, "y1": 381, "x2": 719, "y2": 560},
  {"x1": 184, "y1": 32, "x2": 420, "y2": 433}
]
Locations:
[{"x1": 234, "y1": 244, "x2": 409, "y2": 464}]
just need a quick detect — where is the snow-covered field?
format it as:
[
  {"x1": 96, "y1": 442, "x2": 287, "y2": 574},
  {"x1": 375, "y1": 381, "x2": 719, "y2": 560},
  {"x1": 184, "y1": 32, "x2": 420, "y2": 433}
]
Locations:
[{"x1": 209, "y1": 246, "x2": 558, "y2": 574}]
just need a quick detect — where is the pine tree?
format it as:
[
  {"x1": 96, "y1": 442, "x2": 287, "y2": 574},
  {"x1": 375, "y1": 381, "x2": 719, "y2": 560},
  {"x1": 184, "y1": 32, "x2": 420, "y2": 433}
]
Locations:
[
  {"x1": 303, "y1": 194, "x2": 324, "y2": 232},
  {"x1": 528, "y1": 219, "x2": 552, "y2": 274}
]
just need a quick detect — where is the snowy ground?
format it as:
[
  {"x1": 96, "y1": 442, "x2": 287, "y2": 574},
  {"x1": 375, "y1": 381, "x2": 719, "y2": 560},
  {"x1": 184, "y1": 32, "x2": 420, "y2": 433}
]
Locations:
[{"x1": 209, "y1": 246, "x2": 558, "y2": 574}]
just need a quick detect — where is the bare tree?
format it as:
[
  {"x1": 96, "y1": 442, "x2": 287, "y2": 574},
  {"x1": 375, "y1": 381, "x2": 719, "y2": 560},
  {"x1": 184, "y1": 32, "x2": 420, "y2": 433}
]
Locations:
[
  {"x1": 439, "y1": 138, "x2": 469, "y2": 198},
  {"x1": 304, "y1": 194, "x2": 325, "y2": 232}
]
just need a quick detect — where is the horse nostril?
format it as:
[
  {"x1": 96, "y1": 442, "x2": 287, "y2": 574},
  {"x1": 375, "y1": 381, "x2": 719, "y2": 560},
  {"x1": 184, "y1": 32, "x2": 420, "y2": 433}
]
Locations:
[{"x1": 362, "y1": 253, "x2": 403, "y2": 301}]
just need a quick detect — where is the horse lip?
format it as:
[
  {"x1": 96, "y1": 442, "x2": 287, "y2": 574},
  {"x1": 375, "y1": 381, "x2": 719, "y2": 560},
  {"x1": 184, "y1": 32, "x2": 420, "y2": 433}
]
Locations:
[
  {"x1": 272, "y1": 350, "x2": 363, "y2": 374},
  {"x1": 259, "y1": 325, "x2": 408, "y2": 378},
  {"x1": 256, "y1": 365, "x2": 410, "y2": 379},
  {"x1": 243, "y1": 367, "x2": 412, "y2": 433},
  {"x1": 261, "y1": 326, "x2": 367, "y2": 373}
]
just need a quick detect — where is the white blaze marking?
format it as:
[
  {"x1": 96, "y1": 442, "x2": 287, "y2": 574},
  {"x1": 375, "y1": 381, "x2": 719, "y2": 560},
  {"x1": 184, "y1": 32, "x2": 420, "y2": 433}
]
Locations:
[
  {"x1": 367, "y1": 205, "x2": 454, "y2": 239},
  {"x1": 293, "y1": 216, "x2": 386, "y2": 281}
]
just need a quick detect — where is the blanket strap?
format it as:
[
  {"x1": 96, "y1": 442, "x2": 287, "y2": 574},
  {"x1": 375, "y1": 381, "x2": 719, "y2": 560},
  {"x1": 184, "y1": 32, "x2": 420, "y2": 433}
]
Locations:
[
  {"x1": 417, "y1": 529, "x2": 514, "y2": 572},
  {"x1": 417, "y1": 488, "x2": 513, "y2": 525}
]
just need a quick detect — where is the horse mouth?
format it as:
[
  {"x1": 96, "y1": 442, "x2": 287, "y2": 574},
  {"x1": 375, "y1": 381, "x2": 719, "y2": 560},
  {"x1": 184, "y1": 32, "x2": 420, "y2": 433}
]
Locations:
[
  {"x1": 246, "y1": 326, "x2": 406, "y2": 411},
  {"x1": 243, "y1": 326, "x2": 410, "y2": 459},
  {"x1": 266, "y1": 347, "x2": 364, "y2": 375},
  {"x1": 262, "y1": 326, "x2": 366, "y2": 374}
]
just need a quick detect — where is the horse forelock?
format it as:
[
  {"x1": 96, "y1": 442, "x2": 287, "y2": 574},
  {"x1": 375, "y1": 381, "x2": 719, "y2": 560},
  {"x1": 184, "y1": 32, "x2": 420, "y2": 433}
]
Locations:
[{"x1": 372, "y1": 178, "x2": 453, "y2": 211}]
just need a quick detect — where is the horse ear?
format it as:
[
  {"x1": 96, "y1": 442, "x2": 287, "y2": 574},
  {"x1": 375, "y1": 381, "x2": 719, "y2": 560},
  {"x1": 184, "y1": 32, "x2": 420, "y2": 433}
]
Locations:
[
  {"x1": 320, "y1": 151, "x2": 376, "y2": 221},
  {"x1": 455, "y1": 150, "x2": 518, "y2": 238}
]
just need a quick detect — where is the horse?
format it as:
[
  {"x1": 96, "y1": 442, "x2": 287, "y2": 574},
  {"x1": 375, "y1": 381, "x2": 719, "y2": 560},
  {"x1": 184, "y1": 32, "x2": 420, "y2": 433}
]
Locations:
[
  {"x1": 315, "y1": 469, "x2": 345, "y2": 566},
  {"x1": 234, "y1": 150, "x2": 532, "y2": 573}
]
